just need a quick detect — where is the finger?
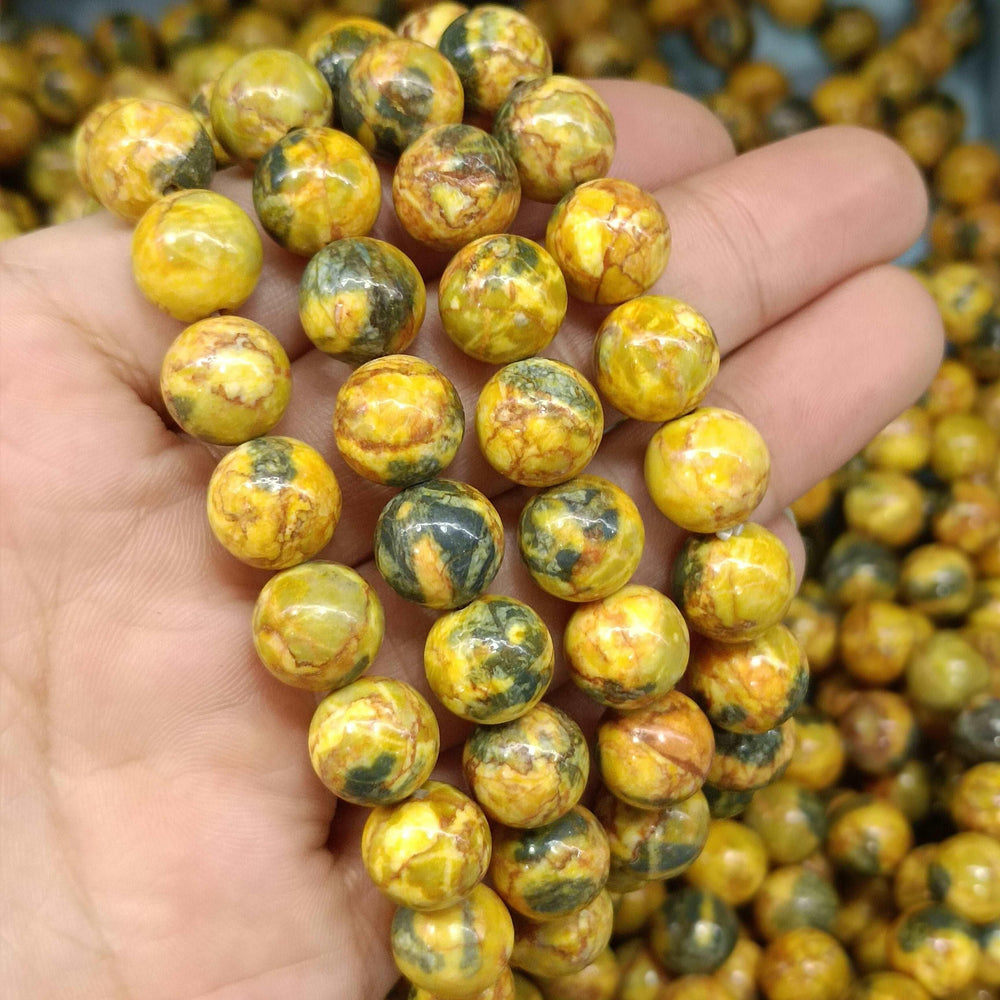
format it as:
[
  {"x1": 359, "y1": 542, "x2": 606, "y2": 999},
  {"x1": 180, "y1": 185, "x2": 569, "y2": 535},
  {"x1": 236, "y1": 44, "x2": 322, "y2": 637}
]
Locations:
[{"x1": 652, "y1": 125, "x2": 930, "y2": 356}]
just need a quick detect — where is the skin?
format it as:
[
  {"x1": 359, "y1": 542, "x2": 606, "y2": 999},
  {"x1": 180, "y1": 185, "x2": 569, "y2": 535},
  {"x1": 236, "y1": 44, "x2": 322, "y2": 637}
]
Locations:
[{"x1": 0, "y1": 81, "x2": 941, "y2": 997}]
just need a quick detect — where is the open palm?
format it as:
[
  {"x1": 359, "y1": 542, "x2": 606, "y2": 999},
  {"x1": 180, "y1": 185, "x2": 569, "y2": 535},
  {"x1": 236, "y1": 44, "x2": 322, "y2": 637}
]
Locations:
[{"x1": 1, "y1": 81, "x2": 941, "y2": 998}]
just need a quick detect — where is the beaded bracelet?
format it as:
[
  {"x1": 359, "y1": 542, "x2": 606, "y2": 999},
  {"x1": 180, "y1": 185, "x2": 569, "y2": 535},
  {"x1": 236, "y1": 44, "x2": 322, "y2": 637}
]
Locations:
[{"x1": 76, "y1": 6, "x2": 806, "y2": 997}]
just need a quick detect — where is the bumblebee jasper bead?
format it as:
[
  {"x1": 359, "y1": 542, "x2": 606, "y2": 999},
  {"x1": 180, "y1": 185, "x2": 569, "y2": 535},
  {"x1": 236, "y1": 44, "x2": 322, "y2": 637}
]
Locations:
[
  {"x1": 702, "y1": 784, "x2": 755, "y2": 820},
  {"x1": 438, "y1": 5, "x2": 552, "y2": 117},
  {"x1": 425, "y1": 596, "x2": 553, "y2": 725},
  {"x1": 374, "y1": 479, "x2": 503, "y2": 610},
  {"x1": 707, "y1": 719, "x2": 796, "y2": 792},
  {"x1": 821, "y1": 531, "x2": 900, "y2": 607},
  {"x1": 645, "y1": 408, "x2": 770, "y2": 534},
  {"x1": 87, "y1": 98, "x2": 215, "y2": 221},
  {"x1": 563, "y1": 584, "x2": 689, "y2": 710},
  {"x1": 206, "y1": 436, "x2": 341, "y2": 570},
  {"x1": 391, "y1": 883, "x2": 514, "y2": 998},
  {"x1": 305, "y1": 17, "x2": 395, "y2": 99},
  {"x1": 438, "y1": 234, "x2": 567, "y2": 365},
  {"x1": 951, "y1": 763, "x2": 1000, "y2": 837},
  {"x1": 463, "y1": 702, "x2": 589, "y2": 828},
  {"x1": 32, "y1": 54, "x2": 101, "y2": 127},
  {"x1": 252, "y1": 127, "x2": 380, "y2": 256},
  {"x1": 511, "y1": 890, "x2": 614, "y2": 977},
  {"x1": 674, "y1": 524, "x2": 796, "y2": 643},
  {"x1": 398, "y1": 4, "x2": 469, "y2": 47},
  {"x1": 839, "y1": 600, "x2": 920, "y2": 687},
  {"x1": 612, "y1": 882, "x2": 667, "y2": 937},
  {"x1": 784, "y1": 584, "x2": 838, "y2": 676},
  {"x1": 906, "y1": 632, "x2": 988, "y2": 711},
  {"x1": 650, "y1": 887, "x2": 738, "y2": 975},
  {"x1": 827, "y1": 794, "x2": 912, "y2": 876},
  {"x1": 930, "y1": 832, "x2": 1000, "y2": 923},
  {"x1": 545, "y1": 178, "x2": 670, "y2": 305},
  {"x1": 392, "y1": 123, "x2": 521, "y2": 253},
  {"x1": 752, "y1": 865, "x2": 838, "y2": 941},
  {"x1": 615, "y1": 940, "x2": 671, "y2": 999},
  {"x1": 93, "y1": 12, "x2": 158, "y2": 68},
  {"x1": 476, "y1": 359, "x2": 602, "y2": 488},
  {"x1": 333, "y1": 356, "x2": 464, "y2": 487},
  {"x1": 843, "y1": 469, "x2": 925, "y2": 549},
  {"x1": 411, "y1": 966, "x2": 517, "y2": 1000},
  {"x1": 210, "y1": 48, "x2": 333, "y2": 163},
  {"x1": 299, "y1": 237, "x2": 425, "y2": 363},
  {"x1": 533, "y1": 947, "x2": 618, "y2": 1000},
  {"x1": 490, "y1": 805, "x2": 610, "y2": 922},
  {"x1": 847, "y1": 972, "x2": 931, "y2": 1000},
  {"x1": 863, "y1": 406, "x2": 932, "y2": 472},
  {"x1": 493, "y1": 75, "x2": 615, "y2": 204},
  {"x1": 742, "y1": 780, "x2": 827, "y2": 865},
  {"x1": 839, "y1": 690, "x2": 918, "y2": 776},
  {"x1": 598, "y1": 690, "x2": 714, "y2": 808},
  {"x1": 361, "y1": 780, "x2": 491, "y2": 910},
  {"x1": 758, "y1": 929, "x2": 851, "y2": 1000},
  {"x1": 593, "y1": 296, "x2": 719, "y2": 423},
  {"x1": 132, "y1": 190, "x2": 263, "y2": 323},
  {"x1": 689, "y1": 624, "x2": 808, "y2": 735},
  {"x1": 887, "y1": 904, "x2": 981, "y2": 998},
  {"x1": 518, "y1": 475, "x2": 644, "y2": 603},
  {"x1": 685, "y1": 818, "x2": 767, "y2": 906},
  {"x1": 308, "y1": 676, "x2": 438, "y2": 806},
  {"x1": 339, "y1": 38, "x2": 463, "y2": 158},
  {"x1": 159, "y1": 316, "x2": 291, "y2": 445},
  {"x1": 73, "y1": 97, "x2": 132, "y2": 194},
  {"x1": 596, "y1": 787, "x2": 709, "y2": 887},
  {"x1": 252, "y1": 561, "x2": 383, "y2": 692}
]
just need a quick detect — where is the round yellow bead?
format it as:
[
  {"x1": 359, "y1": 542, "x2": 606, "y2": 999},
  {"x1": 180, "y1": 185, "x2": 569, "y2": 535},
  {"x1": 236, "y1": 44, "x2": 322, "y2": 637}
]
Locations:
[{"x1": 644, "y1": 408, "x2": 771, "y2": 533}]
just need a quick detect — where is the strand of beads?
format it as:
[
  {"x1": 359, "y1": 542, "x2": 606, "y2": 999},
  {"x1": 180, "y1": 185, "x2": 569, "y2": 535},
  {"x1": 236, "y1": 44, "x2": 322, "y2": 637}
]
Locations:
[{"x1": 74, "y1": 6, "x2": 807, "y2": 999}]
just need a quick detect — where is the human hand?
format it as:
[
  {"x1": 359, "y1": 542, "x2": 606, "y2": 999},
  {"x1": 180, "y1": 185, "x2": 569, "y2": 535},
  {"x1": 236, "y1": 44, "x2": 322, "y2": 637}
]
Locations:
[{"x1": 0, "y1": 80, "x2": 941, "y2": 998}]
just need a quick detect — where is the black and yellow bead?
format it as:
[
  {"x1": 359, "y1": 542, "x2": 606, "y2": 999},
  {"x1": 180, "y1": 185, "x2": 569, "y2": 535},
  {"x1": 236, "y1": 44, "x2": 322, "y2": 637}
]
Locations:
[
  {"x1": 743, "y1": 779, "x2": 828, "y2": 865},
  {"x1": 649, "y1": 887, "x2": 738, "y2": 975},
  {"x1": 706, "y1": 719, "x2": 796, "y2": 792},
  {"x1": 753, "y1": 864, "x2": 839, "y2": 942}
]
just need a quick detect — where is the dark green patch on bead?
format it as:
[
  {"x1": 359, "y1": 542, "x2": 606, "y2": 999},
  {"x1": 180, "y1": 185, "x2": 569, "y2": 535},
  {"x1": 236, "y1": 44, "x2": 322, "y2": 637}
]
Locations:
[
  {"x1": 342, "y1": 751, "x2": 397, "y2": 801},
  {"x1": 633, "y1": 836, "x2": 702, "y2": 878},
  {"x1": 384, "y1": 452, "x2": 456, "y2": 489},
  {"x1": 715, "y1": 704, "x2": 748, "y2": 729},
  {"x1": 438, "y1": 17, "x2": 477, "y2": 105},
  {"x1": 655, "y1": 887, "x2": 738, "y2": 975},
  {"x1": 772, "y1": 871, "x2": 838, "y2": 934},
  {"x1": 713, "y1": 726, "x2": 785, "y2": 769},
  {"x1": 703, "y1": 784, "x2": 754, "y2": 818},
  {"x1": 498, "y1": 359, "x2": 600, "y2": 419},
  {"x1": 152, "y1": 126, "x2": 215, "y2": 193},
  {"x1": 822, "y1": 533, "x2": 900, "y2": 602},
  {"x1": 108, "y1": 14, "x2": 148, "y2": 66},
  {"x1": 522, "y1": 877, "x2": 598, "y2": 916},
  {"x1": 512, "y1": 809, "x2": 590, "y2": 864},
  {"x1": 896, "y1": 905, "x2": 976, "y2": 953},
  {"x1": 248, "y1": 437, "x2": 296, "y2": 489},
  {"x1": 903, "y1": 564, "x2": 971, "y2": 604},
  {"x1": 458, "y1": 898, "x2": 481, "y2": 971},
  {"x1": 391, "y1": 908, "x2": 446, "y2": 973},
  {"x1": 168, "y1": 393, "x2": 195, "y2": 422},
  {"x1": 927, "y1": 861, "x2": 952, "y2": 902}
]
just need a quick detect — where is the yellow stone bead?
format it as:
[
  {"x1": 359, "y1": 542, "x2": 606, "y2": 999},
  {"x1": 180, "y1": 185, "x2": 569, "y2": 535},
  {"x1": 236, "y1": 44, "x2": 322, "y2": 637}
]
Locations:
[
  {"x1": 644, "y1": 408, "x2": 771, "y2": 533},
  {"x1": 206, "y1": 436, "x2": 341, "y2": 570},
  {"x1": 511, "y1": 890, "x2": 614, "y2": 978}
]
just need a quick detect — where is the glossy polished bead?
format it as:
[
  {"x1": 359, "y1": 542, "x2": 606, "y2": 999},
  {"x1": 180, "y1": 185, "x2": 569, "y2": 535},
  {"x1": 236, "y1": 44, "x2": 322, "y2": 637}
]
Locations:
[
  {"x1": 757, "y1": 929, "x2": 852, "y2": 1000},
  {"x1": 393, "y1": 124, "x2": 521, "y2": 253},
  {"x1": 689, "y1": 624, "x2": 809, "y2": 735},
  {"x1": 252, "y1": 126, "x2": 381, "y2": 256},
  {"x1": 707, "y1": 719, "x2": 796, "y2": 792},
  {"x1": 650, "y1": 887, "x2": 738, "y2": 975},
  {"x1": 160, "y1": 316, "x2": 291, "y2": 445},
  {"x1": 391, "y1": 883, "x2": 514, "y2": 999},
  {"x1": 252, "y1": 561, "x2": 383, "y2": 692},
  {"x1": 686, "y1": 818, "x2": 768, "y2": 907},
  {"x1": 206, "y1": 436, "x2": 341, "y2": 570},
  {"x1": 305, "y1": 17, "x2": 395, "y2": 99},
  {"x1": 73, "y1": 97, "x2": 132, "y2": 194},
  {"x1": 839, "y1": 690, "x2": 918, "y2": 776},
  {"x1": 132, "y1": 189, "x2": 262, "y2": 322},
  {"x1": 546, "y1": 178, "x2": 670, "y2": 305},
  {"x1": 438, "y1": 5, "x2": 552, "y2": 116},
  {"x1": 594, "y1": 786, "x2": 710, "y2": 885},
  {"x1": 827, "y1": 794, "x2": 913, "y2": 876},
  {"x1": 887, "y1": 904, "x2": 981, "y2": 998},
  {"x1": 299, "y1": 237, "x2": 426, "y2": 363},
  {"x1": 463, "y1": 702, "x2": 589, "y2": 828},
  {"x1": 476, "y1": 359, "x2": 603, "y2": 487},
  {"x1": 87, "y1": 98, "x2": 214, "y2": 221},
  {"x1": 593, "y1": 296, "x2": 719, "y2": 423},
  {"x1": 645, "y1": 408, "x2": 771, "y2": 533},
  {"x1": 438, "y1": 234, "x2": 567, "y2": 364},
  {"x1": 490, "y1": 805, "x2": 610, "y2": 921},
  {"x1": 361, "y1": 780, "x2": 491, "y2": 910},
  {"x1": 753, "y1": 864, "x2": 838, "y2": 941},
  {"x1": 493, "y1": 75, "x2": 615, "y2": 203},
  {"x1": 334, "y1": 355, "x2": 464, "y2": 487},
  {"x1": 563, "y1": 584, "x2": 689, "y2": 710},
  {"x1": 511, "y1": 890, "x2": 614, "y2": 978},
  {"x1": 211, "y1": 47, "x2": 333, "y2": 163},
  {"x1": 424, "y1": 595, "x2": 553, "y2": 724},
  {"x1": 374, "y1": 479, "x2": 504, "y2": 610},
  {"x1": 930, "y1": 832, "x2": 1000, "y2": 923},
  {"x1": 339, "y1": 37, "x2": 464, "y2": 158},
  {"x1": 397, "y1": 3, "x2": 469, "y2": 48},
  {"x1": 518, "y1": 475, "x2": 644, "y2": 603},
  {"x1": 673, "y1": 524, "x2": 796, "y2": 643},
  {"x1": 411, "y1": 967, "x2": 518, "y2": 1000},
  {"x1": 597, "y1": 690, "x2": 715, "y2": 808},
  {"x1": 742, "y1": 780, "x2": 828, "y2": 865},
  {"x1": 308, "y1": 676, "x2": 439, "y2": 806}
]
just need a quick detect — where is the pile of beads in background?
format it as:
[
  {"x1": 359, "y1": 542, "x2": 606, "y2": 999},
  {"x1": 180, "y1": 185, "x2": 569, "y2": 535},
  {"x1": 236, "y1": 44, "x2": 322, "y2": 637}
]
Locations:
[{"x1": 0, "y1": 1, "x2": 998, "y2": 1000}]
